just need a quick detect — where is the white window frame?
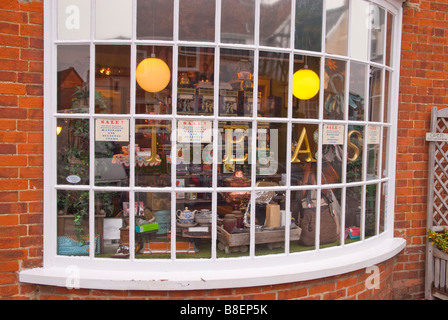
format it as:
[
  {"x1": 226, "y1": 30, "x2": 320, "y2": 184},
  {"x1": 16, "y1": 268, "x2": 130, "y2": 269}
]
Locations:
[{"x1": 20, "y1": 0, "x2": 406, "y2": 291}]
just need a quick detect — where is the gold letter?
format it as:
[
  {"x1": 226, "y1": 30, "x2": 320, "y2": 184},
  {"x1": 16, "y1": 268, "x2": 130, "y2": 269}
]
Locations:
[
  {"x1": 291, "y1": 127, "x2": 317, "y2": 163},
  {"x1": 347, "y1": 130, "x2": 362, "y2": 162}
]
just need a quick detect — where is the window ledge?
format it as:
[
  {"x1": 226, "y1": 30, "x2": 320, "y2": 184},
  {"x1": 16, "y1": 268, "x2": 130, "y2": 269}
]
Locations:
[{"x1": 19, "y1": 237, "x2": 405, "y2": 291}]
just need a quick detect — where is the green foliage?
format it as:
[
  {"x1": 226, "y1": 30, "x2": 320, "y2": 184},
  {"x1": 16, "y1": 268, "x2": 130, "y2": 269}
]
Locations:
[{"x1": 427, "y1": 228, "x2": 448, "y2": 253}]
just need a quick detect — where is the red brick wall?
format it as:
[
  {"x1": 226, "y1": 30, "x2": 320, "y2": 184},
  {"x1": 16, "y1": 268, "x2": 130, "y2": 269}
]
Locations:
[{"x1": 0, "y1": 0, "x2": 440, "y2": 300}]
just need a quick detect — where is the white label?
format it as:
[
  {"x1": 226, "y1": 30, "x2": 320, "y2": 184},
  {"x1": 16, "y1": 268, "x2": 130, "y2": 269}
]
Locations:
[
  {"x1": 323, "y1": 124, "x2": 344, "y2": 145},
  {"x1": 426, "y1": 132, "x2": 448, "y2": 142},
  {"x1": 177, "y1": 120, "x2": 212, "y2": 143},
  {"x1": 66, "y1": 175, "x2": 81, "y2": 184},
  {"x1": 95, "y1": 119, "x2": 129, "y2": 142},
  {"x1": 367, "y1": 126, "x2": 380, "y2": 144}
]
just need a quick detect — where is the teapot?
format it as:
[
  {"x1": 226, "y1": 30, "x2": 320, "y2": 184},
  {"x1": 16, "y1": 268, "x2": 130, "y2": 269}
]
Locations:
[{"x1": 176, "y1": 207, "x2": 197, "y2": 224}]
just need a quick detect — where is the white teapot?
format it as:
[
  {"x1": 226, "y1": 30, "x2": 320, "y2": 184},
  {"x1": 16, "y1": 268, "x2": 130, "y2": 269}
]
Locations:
[{"x1": 176, "y1": 207, "x2": 197, "y2": 224}]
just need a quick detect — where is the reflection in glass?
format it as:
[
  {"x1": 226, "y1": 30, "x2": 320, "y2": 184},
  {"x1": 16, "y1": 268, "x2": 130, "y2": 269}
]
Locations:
[
  {"x1": 369, "y1": 66, "x2": 382, "y2": 122},
  {"x1": 324, "y1": 59, "x2": 346, "y2": 120},
  {"x1": 346, "y1": 125, "x2": 363, "y2": 183},
  {"x1": 295, "y1": 187, "x2": 318, "y2": 251},
  {"x1": 345, "y1": 186, "x2": 362, "y2": 243},
  {"x1": 219, "y1": 49, "x2": 255, "y2": 117},
  {"x1": 366, "y1": 126, "x2": 380, "y2": 180},
  {"x1": 370, "y1": 5, "x2": 385, "y2": 64},
  {"x1": 325, "y1": 0, "x2": 349, "y2": 56},
  {"x1": 292, "y1": 55, "x2": 320, "y2": 119},
  {"x1": 95, "y1": 0, "x2": 132, "y2": 40},
  {"x1": 295, "y1": 0, "x2": 323, "y2": 52},
  {"x1": 379, "y1": 182, "x2": 386, "y2": 234},
  {"x1": 322, "y1": 124, "x2": 345, "y2": 184},
  {"x1": 291, "y1": 123, "x2": 318, "y2": 186},
  {"x1": 349, "y1": 62, "x2": 366, "y2": 121},
  {"x1": 258, "y1": 51, "x2": 289, "y2": 118},
  {"x1": 218, "y1": 121, "x2": 251, "y2": 187},
  {"x1": 57, "y1": 118, "x2": 89, "y2": 185},
  {"x1": 177, "y1": 47, "x2": 215, "y2": 116},
  {"x1": 221, "y1": 0, "x2": 255, "y2": 45},
  {"x1": 349, "y1": 0, "x2": 369, "y2": 60},
  {"x1": 385, "y1": 12, "x2": 394, "y2": 67},
  {"x1": 383, "y1": 70, "x2": 391, "y2": 123},
  {"x1": 260, "y1": 0, "x2": 291, "y2": 48},
  {"x1": 320, "y1": 188, "x2": 342, "y2": 249},
  {"x1": 365, "y1": 184, "x2": 378, "y2": 238},
  {"x1": 57, "y1": 190, "x2": 92, "y2": 256},
  {"x1": 135, "y1": 119, "x2": 172, "y2": 187},
  {"x1": 179, "y1": 0, "x2": 215, "y2": 42},
  {"x1": 137, "y1": 0, "x2": 174, "y2": 40},
  {"x1": 57, "y1": 46, "x2": 90, "y2": 113},
  {"x1": 95, "y1": 191, "x2": 128, "y2": 258},
  {"x1": 382, "y1": 127, "x2": 389, "y2": 178},
  {"x1": 95, "y1": 45, "x2": 131, "y2": 114},
  {"x1": 136, "y1": 46, "x2": 173, "y2": 115}
]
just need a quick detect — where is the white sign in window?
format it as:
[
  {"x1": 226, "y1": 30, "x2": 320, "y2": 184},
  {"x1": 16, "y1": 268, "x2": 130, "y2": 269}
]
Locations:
[{"x1": 95, "y1": 119, "x2": 130, "y2": 142}]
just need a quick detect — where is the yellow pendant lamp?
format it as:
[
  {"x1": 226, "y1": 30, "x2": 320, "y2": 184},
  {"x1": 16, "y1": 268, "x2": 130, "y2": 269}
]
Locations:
[
  {"x1": 136, "y1": 53, "x2": 171, "y2": 93},
  {"x1": 292, "y1": 68, "x2": 320, "y2": 100}
]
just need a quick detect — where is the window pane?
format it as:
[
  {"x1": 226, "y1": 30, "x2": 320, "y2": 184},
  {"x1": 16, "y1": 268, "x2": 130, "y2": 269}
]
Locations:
[
  {"x1": 137, "y1": 0, "x2": 174, "y2": 40},
  {"x1": 136, "y1": 46, "x2": 173, "y2": 115},
  {"x1": 379, "y1": 182, "x2": 387, "y2": 233},
  {"x1": 349, "y1": 62, "x2": 366, "y2": 121},
  {"x1": 291, "y1": 123, "x2": 318, "y2": 186},
  {"x1": 95, "y1": 0, "x2": 132, "y2": 40},
  {"x1": 57, "y1": 0, "x2": 91, "y2": 40},
  {"x1": 365, "y1": 184, "x2": 378, "y2": 238},
  {"x1": 221, "y1": 0, "x2": 255, "y2": 45},
  {"x1": 385, "y1": 12, "x2": 394, "y2": 67},
  {"x1": 320, "y1": 188, "x2": 341, "y2": 249},
  {"x1": 295, "y1": 0, "x2": 323, "y2": 52},
  {"x1": 57, "y1": 190, "x2": 92, "y2": 256},
  {"x1": 346, "y1": 125, "x2": 364, "y2": 183},
  {"x1": 95, "y1": 45, "x2": 131, "y2": 114},
  {"x1": 219, "y1": 48, "x2": 255, "y2": 117},
  {"x1": 322, "y1": 124, "x2": 345, "y2": 185},
  {"x1": 345, "y1": 186, "x2": 361, "y2": 244},
  {"x1": 260, "y1": 0, "x2": 291, "y2": 48},
  {"x1": 258, "y1": 51, "x2": 289, "y2": 118},
  {"x1": 324, "y1": 58, "x2": 345, "y2": 120},
  {"x1": 370, "y1": 5, "x2": 385, "y2": 64},
  {"x1": 177, "y1": 47, "x2": 215, "y2": 116},
  {"x1": 179, "y1": 0, "x2": 215, "y2": 42},
  {"x1": 57, "y1": 118, "x2": 90, "y2": 185},
  {"x1": 381, "y1": 127, "x2": 389, "y2": 179},
  {"x1": 292, "y1": 55, "x2": 321, "y2": 119},
  {"x1": 135, "y1": 119, "x2": 172, "y2": 187},
  {"x1": 369, "y1": 66, "x2": 382, "y2": 122},
  {"x1": 325, "y1": 0, "x2": 348, "y2": 56},
  {"x1": 349, "y1": 0, "x2": 369, "y2": 60},
  {"x1": 366, "y1": 125, "x2": 380, "y2": 180},
  {"x1": 383, "y1": 70, "x2": 391, "y2": 123},
  {"x1": 57, "y1": 45, "x2": 90, "y2": 114}
]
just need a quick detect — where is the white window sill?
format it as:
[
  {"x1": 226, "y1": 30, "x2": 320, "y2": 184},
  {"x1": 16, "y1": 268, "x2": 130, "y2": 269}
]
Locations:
[{"x1": 19, "y1": 237, "x2": 405, "y2": 291}]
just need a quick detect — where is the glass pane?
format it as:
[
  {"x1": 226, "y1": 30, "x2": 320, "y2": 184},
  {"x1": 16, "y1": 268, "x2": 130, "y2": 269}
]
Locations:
[
  {"x1": 176, "y1": 120, "x2": 213, "y2": 188},
  {"x1": 135, "y1": 119, "x2": 172, "y2": 187},
  {"x1": 179, "y1": 0, "x2": 215, "y2": 42},
  {"x1": 349, "y1": 62, "x2": 366, "y2": 121},
  {"x1": 295, "y1": 0, "x2": 323, "y2": 52},
  {"x1": 381, "y1": 127, "x2": 389, "y2": 178},
  {"x1": 176, "y1": 192, "x2": 212, "y2": 259},
  {"x1": 320, "y1": 188, "x2": 342, "y2": 249},
  {"x1": 369, "y1": 66, "x2": 382, "y2": 122},
  {"x1": 370, "y1": 5, "x2": 385, "y2": 64},
  {"x1": 137, "y1": 0, "x2": 174, "y2": 40},
  {"x1": 258, "y1": 51, "x2": 289, "y2": 118},
  {"x1": 385, "y1": 12, "x2": 394, "y2": 67},
  {"x1": 383, "y1": 70, "x2": 391, "y2": 123},
  {"x1": 94, "y1": 191, "x2": 128, "y2": 258},
  {"x1": 255, "y1": 192, "x2": 287, "y2": 256},
  {"x1": 177, "y1": 47, "x2": 215, "y2": 116},
  {"x1": 379, "y1": 182, "x2": 387, "y2": 233},
  {"x1": 256, "y1": 122, "x2": 287, "y2": 185},
  {"x1": 325, "y1": 0, "x2": 349, "y2": 56},
  {"x1": 349, "y1": 0, "x2": 369, "y2": 60},
  {"x1": 95, "y1": 0, "x2": 132, "y2": 40},
  {"x1": 217, "y1": 192, "x2": 250, "y2": 258},
  {"x1": 57, "y1": 45, "x2": 90, "y2": 113},
  {"x1": 345, "y1": 186, "x2": 362, "y2": 244},
  {"x1": 95, "y1": 119, "x2": 130, "y2": 187},
  {"x1": 346, "y1": 125, "x2": 364, "y2": 183},
  {"x1": 292, "y1": 55, "x2": 321, "y2": 119},
  {"x1": 57, "y1": 118, "x2": 90, "y2": 185},
  {"x1": 57, "y1": 0, "x2": 91, "y2": 40},
  {"x1": 295, "y1": 187, "x2": 318, "y2": 250},
  {"x1": 95, "y1": 45, "x2": 131, "y2": 114},
  {"x1": 324, "y1": 58, "x2": 345, "y2": 120},
  {"x1": 291, "y1": 123, "x2": 318, "y2": 186},
  {"x1": 218, "y1": 121, "x2": 252, "y2": 187},
  {"x1": 322, "y1": 124, "x2": 344, "y2": 184},
  {"x1": 366, "y1": 125, "x2": 380, "y2": 180},
  {"x1": 365, "y1": 184, "x2": 378, "y2": 238},
  {"x1": 57, "y1": 190, "x2": 92, "y2": 256},
  {"x1": 136, "y1": 46, "x2": 173, "y2": 115},
  {"x1": 290, "y1": 190, "x2": 306, "y2": 253},
  {"x1": 260, "y1": 0, "x2": 291, "y2": 48},
  {"x1": 221, "y1": 0, "x2": 255, "y2": 45},
  {"x1": 219, "y1": 48, "x2": 255, "y2": 117}
]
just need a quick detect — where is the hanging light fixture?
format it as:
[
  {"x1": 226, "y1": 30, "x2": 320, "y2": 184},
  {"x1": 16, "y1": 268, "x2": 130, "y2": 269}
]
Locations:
[
  {"x1": 136, "y1": 53, "x2": 171, "y2": 93},
  {"x1": 292, "y1": 68, "x2": 320, "y2": 100}
]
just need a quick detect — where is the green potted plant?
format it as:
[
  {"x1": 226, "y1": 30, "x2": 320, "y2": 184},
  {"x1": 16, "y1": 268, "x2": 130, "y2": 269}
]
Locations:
[{"x1": 427, "y1": 228, "x2": 448, "y2": 253}]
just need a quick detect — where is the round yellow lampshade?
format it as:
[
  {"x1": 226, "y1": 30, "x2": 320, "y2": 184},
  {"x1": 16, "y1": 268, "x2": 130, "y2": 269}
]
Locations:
[
  {"x1": 136, "y1": 58, "x2": 171, "y2": 93},
  {"x1": 292, "y1": 69, "x2": 320, "y2": 100}
]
